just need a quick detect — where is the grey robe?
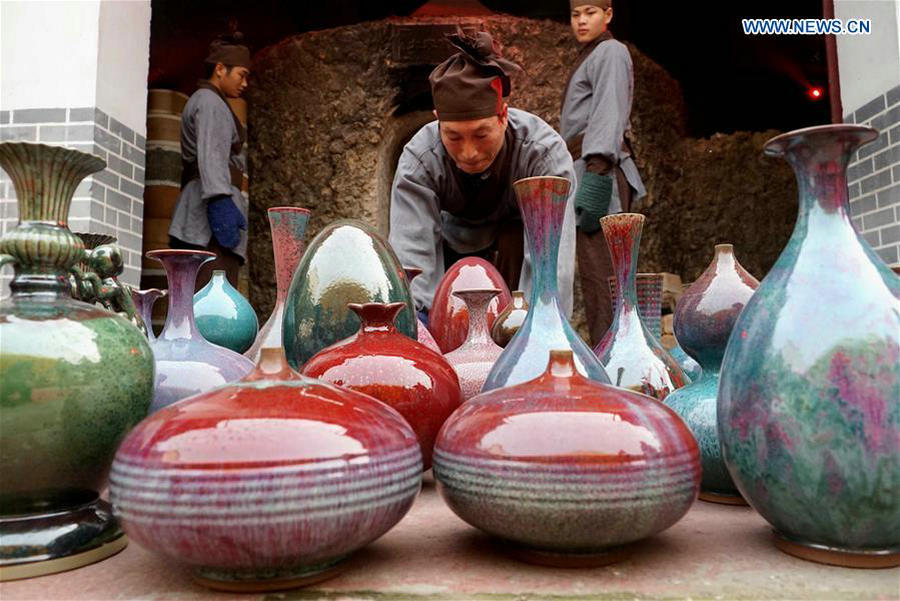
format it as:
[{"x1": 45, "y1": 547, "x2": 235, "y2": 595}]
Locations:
[
  {"x1": 168, "y1": 88, "x2": 249, "y2": 260},
  {"x1": 389, "y1": 108, "x2": 577, "y2": 316},
  {"x1": 560, "y1": 38, "x2": 646, "y2": 210}
]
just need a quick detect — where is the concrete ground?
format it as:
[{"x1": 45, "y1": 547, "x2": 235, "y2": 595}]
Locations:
[{"x1": 2, "y1": 477, "x2": 898, "y2": 601}]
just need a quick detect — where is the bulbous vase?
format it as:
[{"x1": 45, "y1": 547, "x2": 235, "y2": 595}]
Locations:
[
  {"x1": 719, "y1": 124, "x2": 900, "y2": 568},
  {"x1": 434, "y1": 350, "x2": 700, "y2": 566},
  {"x1": 110, "y1": 347, "x2": 421, "y2": 591},
  {"x1": 402, "y1": 266, "x2": 442, "y2": 353},
  {"x1": 283, "y1": 219, "x2": 415, "y2": 368},
  {"x1": 444, "y1": 289, "x2": 504, "y2": 400},
  {"x1": 193, "y1": 269, "x2": 259, "y2": 353},
  {"x1": 245, "y1": 207, "x2": 310, "y2": 363},
  {"x1": 429, "y1": 257, "x2": 511, "y2": 353},
  {"x1": 491, "y1": 290, "x2": 528, "y2": 347},
  {"x1": 669, "y1": 341, "x2": 703, "y2": 382},
  {"x1": 301, "y1": 302, "x2": 463, "y2": 469},
  {"x1": 0, "y1": 142, "x2": 154, "y2": 579},
  {"x1": 594, "y1": 214, "x2": 687, "y2": 400},
  {"x1": 147, "y1": 250, "x2": 254, "y2": 413},
  {"x1": 484, "y1": 177, "x2": 609, "y2": 389},
  {"x1": 664, "y1": 244, "x2": 758, "y2": 505}
]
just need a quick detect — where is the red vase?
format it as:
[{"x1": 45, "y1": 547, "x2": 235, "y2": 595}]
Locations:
[
  {"x1": 402, "y1": 266, "x2": 442, "y2": 354},
  {"x1": 302, "y1": 302, "x2": 463, "y2": 470},
  {"x1": 491, "y1": 290, "x2": 528, "y2": 347},
  {"x1": 444, "y1": 288, "x2": 504, "y2": 400},
  {"x1": 109, "y1": 348, "x2": 421, "y2": 592},
  {"x1": 430, "y1": 258, "x2": 511, "y2": 353},
  {"x1": 434, "y1": 350, "x2": 700, "y2": 566}
]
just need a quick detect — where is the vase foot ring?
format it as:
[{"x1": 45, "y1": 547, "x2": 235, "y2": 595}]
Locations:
[
  {"x1": 699, "y1": 491, "x2": 748, "y2": 506},
  {"x1": 507, "y1": 544, "x2": 630, "y2": 568},
  {"x1": 774, "y1": 533, "x2": 900, "y2": 569},
  {"x1": 0, "y1": 534, "x2": 126, "y2": 582},
  {"x1": 192, "y1": 558, "x2": 347, "y2": 592}
]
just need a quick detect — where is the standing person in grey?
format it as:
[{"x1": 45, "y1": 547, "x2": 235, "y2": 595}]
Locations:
[
  {"x1": 561, "y1": 0, "x2": 646, "y2": 345},
  {"x1": 389, "y1": 29, "x2": 578, "y2": 321},
  {"x1": 169, "y1": 32, "x2": 251, "y2": 289}
]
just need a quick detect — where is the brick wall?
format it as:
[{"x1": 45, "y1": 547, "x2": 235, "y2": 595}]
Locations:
[
  {"x1": 846, "y1": 84, "x2": 900, "y2": 267},
  {"x1": 0, "y1": 106, "x2": 146, "y2": 293}
]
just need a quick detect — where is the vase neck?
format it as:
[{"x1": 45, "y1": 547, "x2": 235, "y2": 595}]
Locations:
[
  {"x1": 602, "y1": 213, "x2": 644, "y2": 315},
  {"x1": 348, "y1": 302, "x2": 405, "y2": 334},
  {"x1": 268, "y1": 207, "x2": 310, "y2": 305},
  {"x1": 151, "y1": 251, "x2": 212, "y2": 340},
  {"x1": 454, "y1": 288, "x2": 500, "y2": 348}
]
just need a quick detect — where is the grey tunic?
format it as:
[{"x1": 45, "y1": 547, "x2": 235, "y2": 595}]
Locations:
[
  {"x1": 168, "y1": 88, "x2": 249, "y2": 260},
  {"x1": 560, "y1": 38, "x2": 646, "y2": 211},
  {"x1": 389, "y1": 108, "x2": 577, "y2": 316}
]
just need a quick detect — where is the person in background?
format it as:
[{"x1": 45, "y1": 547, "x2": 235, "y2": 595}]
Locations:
[
  {"x1": 561, "y1": 0, "x2": 646, "y2": 345},
  {"x1": 169, "y1": 31, "x2": 251, "y2": 289},
  {"x1": 389, "y1": 29, "x2": 577, "y2": 321}
]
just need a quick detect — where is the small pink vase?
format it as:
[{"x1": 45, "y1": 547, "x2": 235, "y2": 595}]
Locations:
[{"x1": 444, "y1": 288, "x2": 505, "y2": 400}]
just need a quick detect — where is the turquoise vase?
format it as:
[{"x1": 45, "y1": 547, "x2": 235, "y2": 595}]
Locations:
[
  {"x1": 483, "y1": 176, "x2": 608, "y2": 390},
  {"x1": 193, "y1": 269, "x2": 259, "y2": 354},
  {"x1": 0, "y1": 142, "x2": 154, "y2": 579},
  {"x1": 664, "y1": 244, "x2": 758, "y2": 505},
  {"x1": 668, "y1": 341, "x2": 702, "y2": 382},
  {"x1": 718, "y1": 125, "x2": 900, "y2": 568}
]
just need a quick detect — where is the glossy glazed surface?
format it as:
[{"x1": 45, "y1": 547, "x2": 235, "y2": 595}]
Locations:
[
  {"x1": 283, "y1": 220, "x2": 416, "y2": 368},
  {"x1": 669, "y1": 342, "x2": 703, "y2": 382},
  {"x1": 194, "y1": 270, "x2": 259, "y2": 353},
  {"x1": 147, "y1": 250, "x2": 254, "y2": 413},
  {"x1": 665, "y1": 245, "x2": 759, "y2": 498},
  {"x1": 245, "y1": 207, "x2": 310, "y2": 363},
  {"x1": 429, "y1": 258, "x2": 511, "y2": 353},
  {"x1": 719, "y1": 125, "x2": 900, "y2": 557},
  {"x1": 484, "y1": 177, "x2": 609, "y2": 390},
  {"x1": 434, "y1": 351, "x2": 700, "y2": 556},
  {"x1": 594, "y1": 214, "x2": 687, "y2": 400},
  {"x1": 444, "y1": 289, "x2": 504, "y2": 400},
  {"x1": 131, "y1": 288, "x2": 164, "y2": 341},
  {"x1": 110, "y1": 348, "x2": 422, "y2": 587},
  {"x1": 491, "y1": 290, "x2": 528, "y2": 347},
  {"x1": 402, "y1": 267, "x2": 442, "y2": 354},
  {"x1": 302, "y1": 303, "x2": 463, "y2": 469}
]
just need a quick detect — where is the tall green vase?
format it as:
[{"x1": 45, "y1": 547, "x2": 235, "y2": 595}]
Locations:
[{"x1": 0, "y1": 143, "x2": 154, "y2": 581}]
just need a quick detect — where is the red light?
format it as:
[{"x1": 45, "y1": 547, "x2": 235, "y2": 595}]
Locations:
[{"x1": 807, "y1": 87, "x2": 824, "y2": 100}]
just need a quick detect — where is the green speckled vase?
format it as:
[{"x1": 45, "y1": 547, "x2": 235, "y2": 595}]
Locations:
[
  {"x1": 718, "y1": 125, "x2": 900, "y2": 568},
  {"x1": 0, "y1": 143, "x2": 154, "y2": 580},
  {"x1": 193, "y1": 270, "x2": 259, "y2": 354}
]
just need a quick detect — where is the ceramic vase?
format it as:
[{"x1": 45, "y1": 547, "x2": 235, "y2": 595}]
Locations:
[
  {"x1": 664, "y1": 244, "x2": 758, "y2": 505},
  {"x1": 110, "y1": 347, "x2": 422, "y2": 592},
  {"x1": 444, "y1": 289, "x2": 505, "y2": 400},
  {"x1": 593, "y1": 214, "x2": 687, "y2": 400},
  {"x1": 484, "y1": 177, "x2": 608, "y2": 390},
  {"x1": 434, "y1": 350, "x2": 700, "y2": 566},
  {"x1": 491, "y1": 290, "x2": 528, "y2": 347},
  {"x1": 669, "y1": 340, "x2": 703, "y2": 382},
  {"x1": 147, "y1": 250, "x2": 254, "y2": 413},
  {"x1": 193, "y1": 269, "x2": 259, "y2": 353},
  {"x1": 302, "y1": 302, "x2": 463, "y2": 469},
  {"x1": 283, "y1": 219, "x2": 416, "y2": 368},
  {"x1": 245, "y1": 207, "x2": 310, "y2": 363},
  {"x1": 131, "y1": 288, "x2": 165, "y2": 341},
  {"x1": 718, "y1": 124, "x2": 900, "y2": 568},
  {"x1": 609, "y1": 273, "x2": 663, "y2": 339},
  {"x1": 0, "y1": 142, "x2": 154, "y2": 580},
  {"x1": 402, "y1": 266, "x2": 442, "y2": 354},
  {"x1": 429, "y1": 257, "x2": 511, "y2": 353}
]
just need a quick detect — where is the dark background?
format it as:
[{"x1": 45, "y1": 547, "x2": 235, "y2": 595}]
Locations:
[{"x1": 149, "y1": 0, "x2": 830, "y2": 137}]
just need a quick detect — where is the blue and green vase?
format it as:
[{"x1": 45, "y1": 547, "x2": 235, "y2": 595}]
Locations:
[
  {"x1": 664, "y1": 244, "x2": 758, "y2": 505},
  {"x1": 718, "y1": 125, "x2": 900, "y2": 568},
  {"x1": 193, "y1": 270, "x2": 259, "y2": 354}
]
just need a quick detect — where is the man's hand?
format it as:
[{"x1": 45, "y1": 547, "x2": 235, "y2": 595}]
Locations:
[
  {"x1": 207, "y1": 194, "x2": 247, "y2": 250},
  {"x1": 575, "y1": 171, "x2": 613, "y2": 234}
]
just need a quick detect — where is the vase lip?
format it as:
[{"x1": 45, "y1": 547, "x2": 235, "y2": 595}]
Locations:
[
  {"x1": 0, "y1": 141, "x2": 106, "y2": 170},
  {"x1": 715, "y1": 243, "x2": 734, "y2": 253},
  {"x1": 452, "y1": 287, "x2": 501, "y2": 299},
  {"x1": 348, "y1": 301, "x2": 406, "y2": 325},
  {"x1": 601, "y1": 212, "x2": 645, "y2": 225},
  {"x1": 147, "y1": 248, "x2": 216, "y2": 262},
  {"x1": 403, "y1": 265, "x2": 423, "y2": 280},
  {"x1": 763, "y1": 124, "x2": 878, "y2": 157},
  {"x1": 268, "y1": 206, "x2": 311, "y2": 215},
  {"x1": 513, "y1": 175, "x2": 570, "y2": 186}
]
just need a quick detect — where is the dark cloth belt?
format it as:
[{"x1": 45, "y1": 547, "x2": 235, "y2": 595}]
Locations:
[{"x1": 565, "y1": 133, "x2": 633, "y2": 164}]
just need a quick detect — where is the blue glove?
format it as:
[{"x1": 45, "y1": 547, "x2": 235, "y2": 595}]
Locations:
[
  {"x1": 574, "y1": 172, "x2": 614, "y2": 234},
  {"x1": 207, "y1": 194, "x2": 247, "y2": 250}
]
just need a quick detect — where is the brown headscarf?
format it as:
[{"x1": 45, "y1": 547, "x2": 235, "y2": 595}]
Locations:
[
  {"x1": 429, "y1": 29, "x2": 523, "y2": 121},
  {"x1": 205, "y1": 32, "x2": 251, "y2": 68},
  {"x1": 570, "y1": 0, "x2": 612, "y2": 9}
]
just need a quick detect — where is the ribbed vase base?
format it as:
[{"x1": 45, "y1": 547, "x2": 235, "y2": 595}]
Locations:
[
  {"x1": 774, "y1": 532, "x2": 900, "y2": 569},
  {"x1": 192, "y1": 556, "x2": 348, "y2": 592},
  {"x1": 0, "y1": 498, "x2": 126, "y2": 581},
  {"x1": 507, "y1": 542, "x2": 631, "y2": 568},
  {"x1": 699, "y1": 491, "x2": 748, "y2": 506}
]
